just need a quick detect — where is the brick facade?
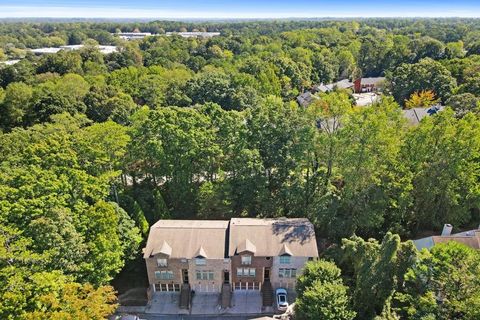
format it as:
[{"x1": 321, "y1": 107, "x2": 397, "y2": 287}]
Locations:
[
  {"x1": 146, "y1": 254, "x2": 188, "y2": 292},
  {"x1": 230, "y1": 251, "x2": 273, "y2": 290},
  {"x1": 188, "y1": 258, "x2": 231, "y2": 293}
]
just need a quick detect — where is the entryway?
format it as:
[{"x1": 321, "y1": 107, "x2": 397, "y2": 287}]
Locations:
[
  {"x1": 182, "y1": 269, "x2": 189, "y2": 284},
  {"x1": 264, "y1": 268, "x2": 270, "y2": 281}
]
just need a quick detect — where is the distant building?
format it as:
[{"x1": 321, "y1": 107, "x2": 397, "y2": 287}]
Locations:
[
  {"x1": 166, "y1": 32, "x2": 221, "y2": 38},
  {"x1": 353, "y1": 77, "x2": 385, "y2": 93},
  {"x1": 114, "y1": 32, "x2": 154, "y2": 40},
  {"x1": 0, "y1": 59, "x2": 21, "y2": 66},
  {"x1": 315, "y1": 79, "x2": 354, "y2": 93},
  {"x1": 31, "y1": 47, "x2": 62, "y2": 54},
  {"x1": 30, "y1": 45, "x2": 118, "y2": 55},
  {"x1": 314, "y1": 77, "x2": 385, "y2": 95},
  {"x1": 297, "y1": 91, "x2": 319, "y2": 107},
  {"x1": 414, "y1": 224, "x2": 480, "y2": 251}
]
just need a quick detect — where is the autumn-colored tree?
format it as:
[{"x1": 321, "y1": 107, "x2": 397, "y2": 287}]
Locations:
[{"x1": 405, "y1": 90, "x2": 440, "y2": 109}]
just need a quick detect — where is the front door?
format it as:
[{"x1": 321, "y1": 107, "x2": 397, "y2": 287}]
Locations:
[
  {"x1": 224, "y1": 271, "x2": 230, "y2": 284},
  {"x1": 264, "y1": 268, "x2": 270, "y2": 281},
  {"x1": 182, "y1": 269, "x2": 189, "y2": 284}
]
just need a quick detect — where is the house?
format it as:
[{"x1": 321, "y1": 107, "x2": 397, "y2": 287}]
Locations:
[
  {"x1": 353, "y1": 77, "x2": 385, "y2": 93},
  {"x1": 315, "y1": 79, "x2": 354, "y2": 93},
  {"x1": 143, "y1": 220, "x2": 230, "y2": 293},
  {"x1": 402, "y1": 105, "x2": 445, "y2": 125},
  {"x1": 296, "y1": 91, "x2": 319, "y2": 107},
  {"x1": 143, "y1": 218, "x2": 318, "y2": 303},
  {"x1": 413, "y1": 224, "x2": 480, "y2": 251},
  {"x1": 229, "y1": 218, "x2": 318, "y2": 294}
]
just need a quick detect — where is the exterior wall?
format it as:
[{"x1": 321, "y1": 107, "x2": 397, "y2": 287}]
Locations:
[
  {"x1": 270, "y1": 256, "x2": 309, "y2": 293},
  {"x1": 354, "y1": 78, "x2": 362, "y2": 93},
  {"x1": 231, "y1": 251, "x2": 273, "y2": 290},
  {"x1": 188, "y1": 258, "x2": 231, "y2": 293},
  {"x1": 145, "y1": 254, "x2": 188, "y2": 292},
  {"x1": 145, "y1": 255, "x2": 230, "y2": 293}
]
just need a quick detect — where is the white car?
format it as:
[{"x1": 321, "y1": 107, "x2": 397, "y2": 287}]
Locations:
[
  {"x1": 109, "y1": 315, "x2": 145, "y2": 320},
  {"x1": 276, "y1": 288, "x2": 289, "y2": 311}
]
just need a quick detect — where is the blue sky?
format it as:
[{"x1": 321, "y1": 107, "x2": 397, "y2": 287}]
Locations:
[{"x1": 1, "y1": 0, "x2": 479, "y2": 18}]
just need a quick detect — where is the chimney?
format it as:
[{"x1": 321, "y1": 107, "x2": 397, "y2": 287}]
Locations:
[{"x1": 441, "y1": 224, "x2": 453, "y2": 236}]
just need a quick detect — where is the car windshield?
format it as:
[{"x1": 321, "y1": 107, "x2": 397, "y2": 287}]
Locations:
[{"x1": 278, "y1": 294, "x2": 286, "y2": 302}]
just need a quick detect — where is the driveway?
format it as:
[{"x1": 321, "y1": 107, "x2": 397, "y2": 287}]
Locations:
[
  {"x1": 145, "y1": 292, "x2": 188, "y2": 315},
  {"x1": 230, "y1": 291, "x2": 265, "y2": 314},
  {"x1": 191, "y1": 293, "x2": 222, "y2": 314},
  {"x1": 128, "y1": 290, "x2": 271, "y2": 316}
]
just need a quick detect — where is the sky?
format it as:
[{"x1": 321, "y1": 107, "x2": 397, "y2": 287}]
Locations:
[{"x1": 0, "y1": 0, "x2": 479, "y2": 19}]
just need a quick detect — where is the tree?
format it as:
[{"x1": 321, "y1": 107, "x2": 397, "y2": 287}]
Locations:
[
  {"x1": 295, "y1": 260, "x2": 355, "y2": 320},
  {"x1": 410, "y1": 36, "x2": 445, "y2": 61},
  {"x1": 296, "y1": 260, "x2": 344, "y2": 296},
  {"x1": 445, "y1": 41, "x2": 465, "y2": 59},
  {"x1": 126, "y1": 106, "x2": 222, "y2": 217},
  {"x1": 395, "y1": 242, "x2": 480, "y2": 320},
  {"x1": 458, "y1": 75, "x2": 480, "y2": 96},
  {"x1": 185, "y1": 70, "x2": 256, "y2": 110},
  {"x1": 314, "y1": 97, "x2": 407, "y2": 239},
  {"x1": 0, "y1": 226, "x2": 117, "y2": 320},
  {"x1": 0, "y1": 82, "x2": 33, "y2": 129},
  {"x1": 27, "y1": 89, "x2": 85, "y2": 125},
  {"x1": 405, "y1": 90, "x2": 440, "y2": 109},
  {"x1": 296, "y1": 281, "x2": 356, "y2": 320},
  {"x1": 446, "y1": 93, "x2": 480, "y2": 118},
  {"x1": 0, "y1": 60, "x2": 35, "y2": 88},
  {"x1": 84, "y1": 84, "x2": 138, "y2": 124},
  {"x1": 340, "y1": 233, "x2": 417, "y2": 319},
  {"x1": 401, "y1": 109, "x2": 480, "y2": 231},
  {"x1": 37, "y1": 50, "x2": 83, "y2": 75},
  {"x1": 0, "y1": 115, "x2": 141, "y2": 286},
  {"x1": 387, "y1": 58, "x2": 456, "y2": 105}
]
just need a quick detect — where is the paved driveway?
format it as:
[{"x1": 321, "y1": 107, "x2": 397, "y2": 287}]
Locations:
[
  {"x1": 191, "y1": 293, "x2": 222, "y2": 314},
  {"x1": 230, "y1": 291, "x2": 264, "y2": 314},
  {"x1": 133, "y1": 290, "x2": 269, "y2": 316},
  {"x1": 145, "y1": 292, "x2": 188, "y2": 315}
]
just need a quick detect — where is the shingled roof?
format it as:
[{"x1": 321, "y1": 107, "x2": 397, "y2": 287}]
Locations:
[
  {"x1": 229, "y1": 218, "x2": 318, "y2": 257},
  {"x1": 143, "y1": 220, "x2": 229, "y2": 259}
]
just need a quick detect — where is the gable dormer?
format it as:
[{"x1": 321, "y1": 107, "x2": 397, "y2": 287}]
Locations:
[
  {"x1": 279, "y1": 244, "x2": 292, "y2": 264},
  {"x1": 236, "y1": 238, "x2": 256, "y2": 255}
]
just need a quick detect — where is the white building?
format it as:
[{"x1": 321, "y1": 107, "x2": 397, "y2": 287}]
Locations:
[
  {"x1": 114, "y1": 32, "x2": 154, "y2": 40},
  {"x1": 166, "y1": 32, "x2": 221, "y2": 38},
  {"x1": 30, "y1": 45, "x2": 118, "y2": 55}
]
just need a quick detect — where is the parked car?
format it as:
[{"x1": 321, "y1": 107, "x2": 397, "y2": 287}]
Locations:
[
  {"x1": 276, "y1": 288, "x2": 289, "y2": 311},
  {"x1": 109, "y1": 315, "x2": 145, "y2": 320}
]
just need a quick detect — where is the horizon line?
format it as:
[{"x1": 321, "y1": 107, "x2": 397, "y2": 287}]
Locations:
[{"x1": 1, "y1": 16, "x2": 479, "y2": 20}]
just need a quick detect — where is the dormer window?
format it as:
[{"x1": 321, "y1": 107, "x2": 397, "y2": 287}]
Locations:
[
  {"x1": 241, "y1": 255, "x2": 252, "y2": 265},
  {"x1": 280, "y1": 255, "x2": 291, "y2": 264},
  {"x1": 195, "y1": 257, "x2": 206, "y2": 266},
  {"x1": 157, "y1": 258, "x2": 168, "y2": 267}
]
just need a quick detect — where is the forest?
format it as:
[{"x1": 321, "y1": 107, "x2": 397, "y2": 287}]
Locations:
[{"x1": 1, "y1": 18, "x2": 480, "y2": 319}]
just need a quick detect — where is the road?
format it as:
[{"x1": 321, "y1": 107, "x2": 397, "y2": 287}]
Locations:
[{"x1": 139, "y1": 315, "x2": 273, "y2": 320}]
